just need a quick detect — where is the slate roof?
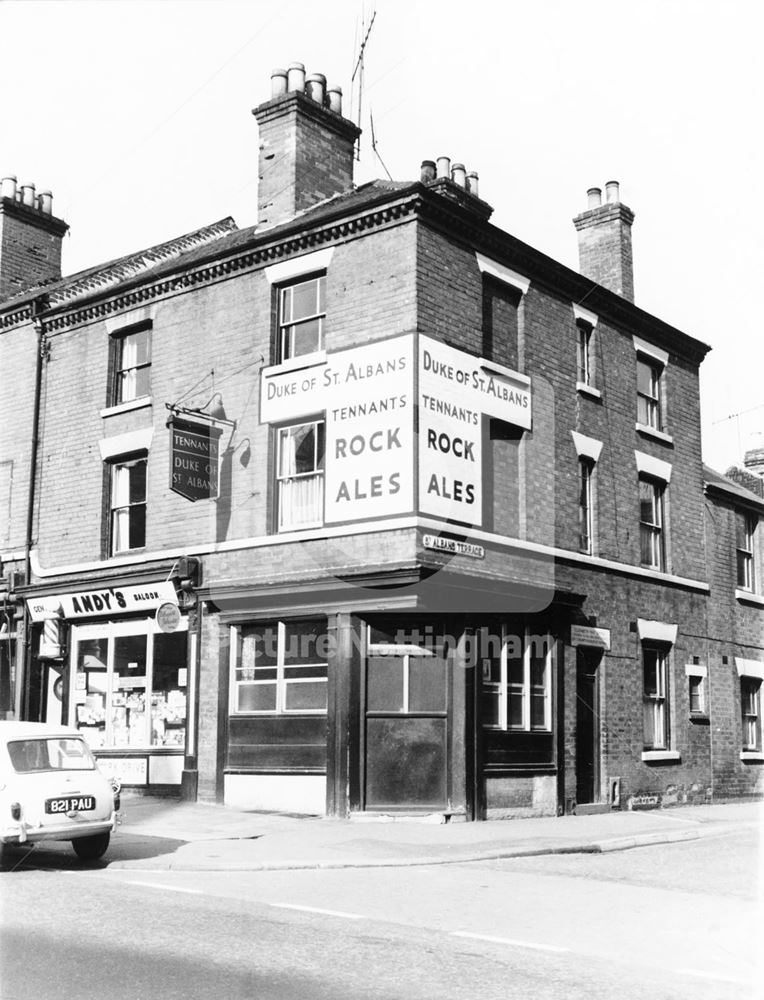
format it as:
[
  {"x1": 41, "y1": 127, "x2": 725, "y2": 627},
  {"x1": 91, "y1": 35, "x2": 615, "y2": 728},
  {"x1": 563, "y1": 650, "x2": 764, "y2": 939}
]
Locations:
[{"x1": 704, "y1": 464, "x2": 764, "y2": 508}]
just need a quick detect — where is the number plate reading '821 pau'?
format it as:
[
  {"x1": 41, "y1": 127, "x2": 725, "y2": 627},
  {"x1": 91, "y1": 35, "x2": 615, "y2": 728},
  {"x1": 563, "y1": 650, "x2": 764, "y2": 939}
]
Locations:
[{"x1": 45, "y1": 795, "x2": 96, "y2": 814}]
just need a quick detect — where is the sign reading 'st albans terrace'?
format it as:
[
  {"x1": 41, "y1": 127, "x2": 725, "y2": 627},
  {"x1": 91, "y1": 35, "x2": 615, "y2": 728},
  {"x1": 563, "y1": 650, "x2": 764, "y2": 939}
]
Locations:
[
  {"x1": 169, "y1": 418, "x2": 223, "y2": 502},
  {"x1": 260, "y1": 333, "x2": 532, "y2": 528}
]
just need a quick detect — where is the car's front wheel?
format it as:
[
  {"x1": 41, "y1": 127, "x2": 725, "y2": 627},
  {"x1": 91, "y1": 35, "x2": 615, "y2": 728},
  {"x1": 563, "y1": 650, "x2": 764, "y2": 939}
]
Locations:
[{"x1": 72, "y1": 832, "x2": 110, "y2": 862}]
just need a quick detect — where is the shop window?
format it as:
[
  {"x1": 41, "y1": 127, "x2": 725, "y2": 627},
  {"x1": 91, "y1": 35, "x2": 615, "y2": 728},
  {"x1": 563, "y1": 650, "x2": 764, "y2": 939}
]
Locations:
[
  {"x1": 278, "y1": 273, "x2": 325, "y2": 362},
  {"x1": 741, "y1": 678, "x2": 761, "y2": 751},
  {"x1": 636, "y1": 355, "x2": 663, "y2": 430},
  {"x1": 232, "y1": 619, "x2": 327, "y2": 715},
  {"x1": 366, "y1": 624, "x2": 447, "y2": 714},
  {"x1": 109, "y1": 454, "x2": 147, "y2": 554},
  {"x1": 113, "y1": 324, "x2": 151, "y2": 404},
  {"x1": 71, "y1": 621, "x2": 187, "y2": 750},
  {"x1": 276, "y1": 420, "x2": 324, "y2": 530},
  {"x1": 480, "y1": 628, "x2": 552, "y2": 732},
  {"x1": 643, "y1": 644, "x2": 670, "y2": 749},
  {"x1": 736, "y1": 510, "x2": 757, "y2": 591},
  {"x1": 639, "y1": 476, "x2": 665, "y2": 570}
]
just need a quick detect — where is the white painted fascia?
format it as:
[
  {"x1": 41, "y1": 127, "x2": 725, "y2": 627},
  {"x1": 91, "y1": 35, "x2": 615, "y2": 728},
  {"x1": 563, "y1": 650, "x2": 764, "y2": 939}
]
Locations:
[
  {"x1": 570, "y1": 431, "x2": 603, "y2": 463},
  {"x1": 635, "y1": 449, "x2": 672, "y2": 483},
  {"x1": 475, "y1": 252, "x2": 530, "y2": 295},
  {"x1": 263, "y1": 247, "x2": 334, "y2": 284},
  {"x1": 637, "y1": 618, "x2": 678, "y2": 644},
  {"x1": 98, "y1": 427, "x2": 154, "y2": 461}
]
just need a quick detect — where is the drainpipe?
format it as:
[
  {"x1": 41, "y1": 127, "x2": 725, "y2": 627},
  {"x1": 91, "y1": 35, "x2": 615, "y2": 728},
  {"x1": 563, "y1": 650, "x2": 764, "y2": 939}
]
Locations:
[{"x1": 15, "y1": 295, "x2": 48, "y2": 720}]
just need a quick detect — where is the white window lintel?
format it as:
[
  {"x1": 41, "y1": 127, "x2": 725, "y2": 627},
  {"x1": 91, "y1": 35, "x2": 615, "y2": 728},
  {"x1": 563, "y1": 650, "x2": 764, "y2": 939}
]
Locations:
[
  {"x1": 736, "y1": 657, "x2": 764, "y2": 680},
  {"x1": 99, "y1": 428, "x2": 153, "y2": 461},
  {"x1": 105, "y1": 305, "x2": 155, "y2": 335},
  {"x1": 264, "y1": 248, "x2": 334, "y2": 285},
  {"x1": 633, "y1": 336, "x2": 668, "y2": 366},
  {"x1": 635, "y1": 450, "x2": 672, "y2": 483},
  {"x1": 573, "y1": 304, "x2": 598, "y2": 327},
  {"x1": 637, "y1": 619, "x2": 678, "y2": 644},
  {"x1": 475, "y1": 252, "x2": 530, "y2": 295},
  {"x1": 684, "y1": 663, "x2": 708, "y2": 677},
  {"x1": 571, "y1": 431, "x2": 603, "y2": 464}
]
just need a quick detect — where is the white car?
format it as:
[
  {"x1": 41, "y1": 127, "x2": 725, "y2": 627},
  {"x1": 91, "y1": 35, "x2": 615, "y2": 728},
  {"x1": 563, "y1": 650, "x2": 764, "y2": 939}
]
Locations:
[{"x1": 0, "y1": 721, "x2": 119, "y2": 863}]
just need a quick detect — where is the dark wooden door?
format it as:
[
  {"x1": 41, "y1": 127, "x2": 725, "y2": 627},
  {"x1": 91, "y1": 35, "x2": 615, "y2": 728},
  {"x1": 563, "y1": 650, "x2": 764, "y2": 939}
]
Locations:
[
  {"x1": 575, "y1": 649, "x2": 600, "y2": 805},
  {"x1": 363, "y1": 652, "x2": 448, "y2": 810}
]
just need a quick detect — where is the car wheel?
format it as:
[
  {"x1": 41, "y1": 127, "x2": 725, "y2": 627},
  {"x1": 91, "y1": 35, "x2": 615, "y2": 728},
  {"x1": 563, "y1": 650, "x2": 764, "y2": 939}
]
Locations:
[{"x1": 72, "y1": 832, "x2": 110, "y2": 862}]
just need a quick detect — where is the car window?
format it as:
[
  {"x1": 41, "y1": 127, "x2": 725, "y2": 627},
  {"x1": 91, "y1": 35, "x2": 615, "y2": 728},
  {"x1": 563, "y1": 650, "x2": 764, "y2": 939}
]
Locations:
[{"x1": 7, "y1": 738, "x2": 96, "y2": 773}]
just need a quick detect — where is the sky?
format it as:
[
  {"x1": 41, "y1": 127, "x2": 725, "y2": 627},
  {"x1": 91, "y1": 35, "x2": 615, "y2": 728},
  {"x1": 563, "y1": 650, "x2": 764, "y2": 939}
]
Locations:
[{"x1": 1, "y1": 0, "x2": 761, "y2": 473}]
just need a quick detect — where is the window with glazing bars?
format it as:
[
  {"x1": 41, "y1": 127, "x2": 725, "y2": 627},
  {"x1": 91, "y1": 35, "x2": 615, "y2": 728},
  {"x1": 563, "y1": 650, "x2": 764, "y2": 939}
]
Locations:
[
  {"x1": 114, "y1": 326, "x2": 151, "y2": 404},
  {"x1": 639, "y1": 476, "x2": 664, "y2": 570},
  {"x1": 736, "y1": 510, "x2": 756, "y2": 591},
  {"x1": 643, "y1": 644, "x2": 669, "y2": 749},
  {"x1": 636, "y1": 356, "x2": 662, "y2": 429},
  {"x1": 276, "y1": 421, "x2": 325, "y2": 530},
  {"x1": 110, "y1": 456, "x2": 147, "y2": 554},
  {"x1": 278, "y1": 274, "x2": 325, "y2": 361}
]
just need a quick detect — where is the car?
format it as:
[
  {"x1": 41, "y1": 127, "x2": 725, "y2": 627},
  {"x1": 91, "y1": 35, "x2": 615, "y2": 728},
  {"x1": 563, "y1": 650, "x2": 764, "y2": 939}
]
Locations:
[{"x1": 0, "y1": 721, "x2": 119, "y2": 864}]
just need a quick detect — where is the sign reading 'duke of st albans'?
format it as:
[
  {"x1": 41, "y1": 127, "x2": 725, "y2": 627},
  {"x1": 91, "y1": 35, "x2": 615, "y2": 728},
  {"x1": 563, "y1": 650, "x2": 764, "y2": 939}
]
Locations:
[
  {"x1": 260, "y1": 333, "x2": 532, "y2": 528},
  {"x1": 169, "y1": 418, "x2": 223, "y2": 502}
]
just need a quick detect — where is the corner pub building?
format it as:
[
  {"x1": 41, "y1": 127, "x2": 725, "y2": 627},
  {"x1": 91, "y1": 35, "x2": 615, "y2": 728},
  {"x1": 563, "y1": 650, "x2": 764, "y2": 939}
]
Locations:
[{"x1": 1, "y1": 62, "x2": 762, "y2": 817}]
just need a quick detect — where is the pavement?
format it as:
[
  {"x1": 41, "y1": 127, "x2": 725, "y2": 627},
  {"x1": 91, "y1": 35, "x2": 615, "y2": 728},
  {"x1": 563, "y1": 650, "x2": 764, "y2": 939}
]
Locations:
[{"x1": 100, "y1": 796, "x2": 764, "y2": 872}]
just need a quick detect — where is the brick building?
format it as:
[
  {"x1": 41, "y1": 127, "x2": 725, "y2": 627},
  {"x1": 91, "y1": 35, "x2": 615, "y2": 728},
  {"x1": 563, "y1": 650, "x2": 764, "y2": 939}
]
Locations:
[{"x1": 1, "y1": 62, "x2": 761, "y2": 816}]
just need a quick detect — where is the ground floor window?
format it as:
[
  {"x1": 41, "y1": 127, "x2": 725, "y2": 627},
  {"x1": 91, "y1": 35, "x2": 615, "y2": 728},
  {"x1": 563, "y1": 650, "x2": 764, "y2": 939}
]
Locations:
[
  {"x1": 643, "y1": 644, "x2": 670, "y2": 749},
  {"x1": 741, "y1": 678, "x2": 761, "y2": 751},
  {"x1": 70, "y1": 618, "x2": 188, "y2": 749},
  {"x1": 480, "y1": 627, "x2": 553, "y2": 732},
  {"x1": 231, "y1": 618, "x2": 328, "y2": 714}
]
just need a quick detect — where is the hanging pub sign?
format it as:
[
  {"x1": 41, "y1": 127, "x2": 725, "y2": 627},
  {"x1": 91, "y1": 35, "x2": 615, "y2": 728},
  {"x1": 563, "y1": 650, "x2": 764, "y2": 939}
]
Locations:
[{"x1": 168, "y1": 417, "x2": 223, "y2": 502}]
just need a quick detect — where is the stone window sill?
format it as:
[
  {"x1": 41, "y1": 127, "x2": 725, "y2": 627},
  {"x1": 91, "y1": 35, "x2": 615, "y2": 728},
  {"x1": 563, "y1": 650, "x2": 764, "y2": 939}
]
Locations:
[
  {"x1": 635, "y1": 423, "x2": 674, "y2": 446},
  {"x1": 576, "y1": 382, "x2": 602, "y2": 400},
  {"x1": 641, "y1": 750, "x2": 681, "y2": 762},
  {"x1": 736, "y1": 589, "x2": 764, "y2": 607},
  {"x1": 101, "y1": 396, "x2": 152, "y2": 418},
  {"x1": 740, "y1": 752, "x2": 764, "y2": 762}
]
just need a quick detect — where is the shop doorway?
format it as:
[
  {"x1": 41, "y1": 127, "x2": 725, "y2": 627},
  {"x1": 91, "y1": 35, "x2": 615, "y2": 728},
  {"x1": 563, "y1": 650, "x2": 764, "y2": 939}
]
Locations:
[
  {"x1": 362, "y1": 626, "x2": 449, "y2": 811},
  {"x1": 575, "y1": 648, "x2": 601, "y2": 805}
]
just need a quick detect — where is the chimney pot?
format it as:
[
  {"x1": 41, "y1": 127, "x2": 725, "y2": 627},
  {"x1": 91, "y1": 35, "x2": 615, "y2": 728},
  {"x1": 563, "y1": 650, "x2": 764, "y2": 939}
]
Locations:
[
  {"x1": 436, "y1": 156, "x2": 451, "y2": 179},
  {"x1": 270, "y1": 68, "x2": 288, "y2": 99},
  {"x1": 420, "y1": 160, "x2": 436, "y2": 183},
  {"x1": 287, "y1": 62, "x2": 306, "y2": 93},
  {"x1": 587, "y1": 187, "x2": 602, "y2": 209},
  {"x1": 327, "y1": 86, "x2": 342, "y2": 115},
  {"x1": 1, "y1": 176, "x2": 17, "y2": 200},
  {"x1": 305, "y1": 73, "x2": 326, "y2": 105},
  {"x1": 21, "y1": 182, "x2": 36, "y2": 208},
  {"x1": 38, "y1": 190, "x2": 53, "y2": 214},
  {"x1": 451, "y1": 163, "x2": 466, "y2": 188},
  {"x1": 605, "y1": 180, "x2": 620, "y2": 203},
  {"x1": 467, "y1": 171, "x2": 479, "y2": 197}
]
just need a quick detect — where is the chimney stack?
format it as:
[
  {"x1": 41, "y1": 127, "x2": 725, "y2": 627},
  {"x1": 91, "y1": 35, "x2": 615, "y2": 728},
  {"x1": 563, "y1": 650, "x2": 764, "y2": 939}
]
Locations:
[
  {"x1": 0, "y1": 175, "x2": 69, "y2": 302},
  {"x1": 252, "y1": 63, "x2": 361, "y2": 229},
  {"x1": 573, "y1": 180, "x2": 635, "y2": 302}
]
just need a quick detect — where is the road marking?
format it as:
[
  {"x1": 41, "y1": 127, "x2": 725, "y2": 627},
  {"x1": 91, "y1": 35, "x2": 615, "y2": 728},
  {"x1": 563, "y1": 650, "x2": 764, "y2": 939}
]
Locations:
[
  {"x1": 125, "y1": 879, "x2": 205, "y2": 895},
  {"x1": 676, "y1": 968, "x2": 748, "y2": 986},
  {"x1": 451, "y1": 931, "x2": 570, "y2": 953},
  {"x1": 270, "y1": 903, "x2": 363, "y2": 920}
]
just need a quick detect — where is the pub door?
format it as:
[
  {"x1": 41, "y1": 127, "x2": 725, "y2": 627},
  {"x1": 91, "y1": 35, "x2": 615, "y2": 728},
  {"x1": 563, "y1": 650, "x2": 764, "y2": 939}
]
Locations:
[
  {"x1": 362, "y1": 644, "x2": 449, "y2": 811},
  {"x1": 575, "y1": 648, "x2": 601, "y2": 805}
]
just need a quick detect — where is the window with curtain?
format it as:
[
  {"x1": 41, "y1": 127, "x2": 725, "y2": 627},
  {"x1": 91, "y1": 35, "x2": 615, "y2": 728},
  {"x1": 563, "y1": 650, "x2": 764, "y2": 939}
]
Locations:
[
  {"x1": 110, "y1": 455, "x2": 147, "y2": 554},
  {"x1": 232, "y1": 619, "x2": 328, "y2": 714},
  {"x1": 480, "y1": 628, "x2": 553, "y2": 732},
  {"x1": 277, "y1": 421, "x2": 325, "y2": 530},
  {"x1": 114, "y1": 325, "x2": 151, "y2": 404}
]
